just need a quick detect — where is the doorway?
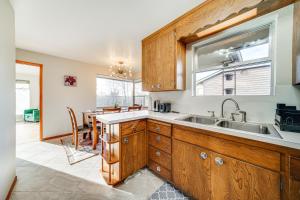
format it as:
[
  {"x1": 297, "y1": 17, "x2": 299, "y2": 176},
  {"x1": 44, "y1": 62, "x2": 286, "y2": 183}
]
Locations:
[{"x1": 15, "y1": 60, "x2": 43, "y2": 143}]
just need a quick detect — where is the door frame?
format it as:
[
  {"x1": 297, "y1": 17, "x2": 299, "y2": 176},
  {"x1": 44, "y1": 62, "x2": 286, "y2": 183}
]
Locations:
[{"x1": 16, "y1": 60, "x2": 44, "y2": 141}]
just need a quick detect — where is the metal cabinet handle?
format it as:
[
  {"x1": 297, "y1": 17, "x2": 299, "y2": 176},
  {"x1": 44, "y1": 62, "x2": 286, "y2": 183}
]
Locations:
[
  {"x1": 215, "y1": 157, "x2": 224, "y2": 166},
  {"x1": 156, "y1": 84, "x2": 161, "y2": 89},
  {"x1": 156, "y1": 135, "x2": 161, "y2": 142},
  {"x1": 151, "y1": 85, "x2": 154, "y2": 89},
  {"x1": 156, "y1": 166, "x2": 161, "y2": 172},
  {"x1": 123, "y1": 137, "x2": 129, "y2": 144},
  {"x1": 200, "y1": 152, "x2": 208, "y2": 160},
  {"x1": 156, "y1": 151, "x2": 161, "y2": 157},
  {"x1": 155, "y1": 126, "x2": 160, "y2": 132}
]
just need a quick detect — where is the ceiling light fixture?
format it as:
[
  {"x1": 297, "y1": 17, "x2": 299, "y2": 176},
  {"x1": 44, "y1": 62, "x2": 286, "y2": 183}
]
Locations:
[{"x1": 109, "y1": 61, "x2": 133, "y2": 79}]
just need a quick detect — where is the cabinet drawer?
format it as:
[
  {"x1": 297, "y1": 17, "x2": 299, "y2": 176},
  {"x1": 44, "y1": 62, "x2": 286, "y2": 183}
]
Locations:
[
  {"x1": 149, "y1": 160, "x2": 171, "y2": 181},
  {"x1": 148, "y1": 132, "x2": 171, "y2": 154},
  {"x1": 121, "y1": 120, "x2": 146, "y2": 136},
  {"x1": 149, "y1": 145, "x2": 171, "y2": 170},
  {"x1": 173, "y1": 126, "x2": 281, "y2": 171},
  {"x1": 147, "y1": 120, "x2": 171, "y2": 137}
]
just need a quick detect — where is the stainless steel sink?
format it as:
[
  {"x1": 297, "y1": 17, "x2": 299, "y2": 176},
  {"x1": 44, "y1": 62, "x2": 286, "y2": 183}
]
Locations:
[
  {"x1": 216, "y1": 120, "x2": 282, "y2": 138},
  {"x1": 177, "y1": 115, "x2": 219, "y2": 125}
]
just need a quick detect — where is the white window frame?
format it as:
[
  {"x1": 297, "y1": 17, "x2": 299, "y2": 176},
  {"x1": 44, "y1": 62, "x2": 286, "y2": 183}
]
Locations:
[
  {"x1": 191, "y1": 15, "x2": 277, "y2": 97},
  {"x1": 96, "y1": 76, "x2": 148, "y2": 108},
  {"x1": 96, "y1": 75, "x2": 134, "y2": 108}
]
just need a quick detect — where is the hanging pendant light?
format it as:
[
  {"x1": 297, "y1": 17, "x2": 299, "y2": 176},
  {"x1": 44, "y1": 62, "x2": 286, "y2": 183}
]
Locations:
[{"x1": 109, "y1": 61, "x2": 133, "y2": 79}]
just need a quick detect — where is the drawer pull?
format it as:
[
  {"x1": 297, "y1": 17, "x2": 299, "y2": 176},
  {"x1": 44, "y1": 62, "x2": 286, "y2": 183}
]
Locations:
[
  {"x1": 123, "y1": 137, "x2": 129, "y2": 144},
  {"x1": 156, "y1": 166, "x2": 161, "y2": 172},
  {"x1": 155, "y1": 126, "x2": 160, "y2": 132},
  {"x1": 156, "y1": 151, "x2": 161, "y2": 157},
  {"x1": 200, "y1": 152, "x2": 208, "y2": 160},
  {"x1": 215, "y1": 157, "x2": 224, "y2": 166},
  {"x1": 156, "y1": 135, "x2": 161, "y2": 142}
]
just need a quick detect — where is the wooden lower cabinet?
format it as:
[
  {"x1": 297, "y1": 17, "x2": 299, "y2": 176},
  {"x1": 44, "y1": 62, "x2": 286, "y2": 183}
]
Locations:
[
  {"x1": 211, "y1": 152, "x2": 280, "y2": 200},
  {"x1": 290, "y1": 157, "x2": 300, "y2": 200},
  {"x1": 173, "y1": 139, "x2": 211, "y2": 199},
  {"x1": 121, "y1": 131, "x2": 147, "y2": 180},
  {"x1": 173, "y1": 139, "x2": 281, "y2": 200}
]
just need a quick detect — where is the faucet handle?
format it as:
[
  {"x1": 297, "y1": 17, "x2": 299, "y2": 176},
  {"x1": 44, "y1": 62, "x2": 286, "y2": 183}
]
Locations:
[
  {"x1": 208, "y1": 111, "x2": 215, "y2": 118},
  {"x1": 239, "y1": 111, "x2": 247, "y2": 122},
  {"x1": 230, "y1": 112, "x2": 240, "y2": 121}
]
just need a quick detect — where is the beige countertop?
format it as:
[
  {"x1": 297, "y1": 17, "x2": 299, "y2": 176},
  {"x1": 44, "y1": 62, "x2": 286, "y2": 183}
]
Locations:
[{"x1": 96, "y1": 110, "x2": 300, "y2": 150}]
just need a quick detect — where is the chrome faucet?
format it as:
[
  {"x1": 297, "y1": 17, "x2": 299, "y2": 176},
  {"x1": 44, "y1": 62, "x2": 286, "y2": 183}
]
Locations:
[{"x1": 221, "y1": 98, "x2": 240, "y2": 118}]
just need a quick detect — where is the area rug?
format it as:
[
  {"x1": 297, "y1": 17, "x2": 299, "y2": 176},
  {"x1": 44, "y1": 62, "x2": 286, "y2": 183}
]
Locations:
[
  {"x1": 150, "y1": 182, "x2": 191, "y2": 200},
  {"x1": 60, "y1": 136, "x2": 101, "y2": 165}
]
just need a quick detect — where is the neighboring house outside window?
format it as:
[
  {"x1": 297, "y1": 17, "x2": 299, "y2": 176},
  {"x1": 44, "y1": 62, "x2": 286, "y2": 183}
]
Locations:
[{"x1": 193, "y1": 21, "x2": 274, "y2": 96}]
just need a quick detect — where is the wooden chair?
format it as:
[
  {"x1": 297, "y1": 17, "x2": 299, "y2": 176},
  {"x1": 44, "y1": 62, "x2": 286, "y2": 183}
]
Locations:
[
  {"x1": 128, "y1": 105, "x2": 142, "y2": 111},
  {"x1": 67, "y1": 107, "x2": 92, "y2": 149},
  {"x1": 102, "y1": 107, "x2": 121, "y2": 113}
]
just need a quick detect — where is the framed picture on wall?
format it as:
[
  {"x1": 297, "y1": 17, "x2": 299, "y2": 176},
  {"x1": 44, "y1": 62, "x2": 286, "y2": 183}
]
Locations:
[{"x1": 64, "y1": 75, "x2": 77, "y2": 87}]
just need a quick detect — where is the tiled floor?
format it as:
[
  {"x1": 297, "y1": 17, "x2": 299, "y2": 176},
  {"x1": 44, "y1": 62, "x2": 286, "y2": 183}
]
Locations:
[{"x1": 13, "y1": 123, "x2": 164, "y2": 200}]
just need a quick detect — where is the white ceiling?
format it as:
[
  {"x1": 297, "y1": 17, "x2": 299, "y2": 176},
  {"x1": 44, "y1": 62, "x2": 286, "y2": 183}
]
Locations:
[
  {"x1": 16, "y1": 63, "x2": 40, "y2": 75},
  {"x1": 11, "y1": 0, "x2": 205, "y2": 72}
]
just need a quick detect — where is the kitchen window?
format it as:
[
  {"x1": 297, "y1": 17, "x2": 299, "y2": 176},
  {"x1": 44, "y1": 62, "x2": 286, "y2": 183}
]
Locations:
[{"x1": 192, "y1": 22, "x2": 274, "y2": 96}]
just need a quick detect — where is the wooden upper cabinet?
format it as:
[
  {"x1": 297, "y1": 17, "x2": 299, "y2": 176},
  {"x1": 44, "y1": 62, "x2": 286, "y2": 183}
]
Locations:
[
  {"x1": 293, "y1": 0, "x2": 300, "y2": 85},
  {"x1": 211, "y1": 152, "x2": 280, "y2": 200},
  {"x1": 142, "y1": 28, "x2": 185, "y2": 92},
  {"x1": 173, "y1": 139, "x2": 211, "y2": 199},
  {"x1": 142, "y1": 38, "x2": 156, "y2": 91},
  {"x1": 142, "y1": 0, "x2": 294, "y2": 92}
]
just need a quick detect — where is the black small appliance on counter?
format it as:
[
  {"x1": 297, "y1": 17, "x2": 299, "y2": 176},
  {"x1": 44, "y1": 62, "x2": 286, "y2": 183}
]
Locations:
[
  {"x1": 275, "y1": 103, "x2": 300, "y2": 133},
  {"x1": 153, "y1": 100, "x2": 160, "y2": 112},
  {"x1": 159, "y1": 103, "x2": 171, "y2": 113}
]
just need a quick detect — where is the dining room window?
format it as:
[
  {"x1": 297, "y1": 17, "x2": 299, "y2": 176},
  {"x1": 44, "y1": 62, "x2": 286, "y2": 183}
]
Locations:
[{"x1": 96, "y1": 77, "x2": 133, "y2": 107}]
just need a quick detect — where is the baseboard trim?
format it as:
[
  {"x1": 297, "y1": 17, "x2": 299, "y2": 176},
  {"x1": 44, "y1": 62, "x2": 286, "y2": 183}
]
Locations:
[
  {"x1": 43, "y1": 133, "x2": 72, "y2": 141},
  {"x1": 5, "y1": 176, "x2": 17, "y2": 200}
]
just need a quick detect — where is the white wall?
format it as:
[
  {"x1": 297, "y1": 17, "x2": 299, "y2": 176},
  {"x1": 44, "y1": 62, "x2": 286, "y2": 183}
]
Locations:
[
  {"x1": 16, "y1": 49, "x2": 115, "y2": 138},
  {"x1": 150, "y1": 5, "x2": 300, "y2": 123},
  {"x1": 0, "y1": 0, "x2": 16, "y2": 198}
]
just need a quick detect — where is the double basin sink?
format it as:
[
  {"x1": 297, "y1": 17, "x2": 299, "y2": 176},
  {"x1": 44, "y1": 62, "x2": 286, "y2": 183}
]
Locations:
[{"x1": 177, "y1": 115, "x2": 282, "y2": 139}]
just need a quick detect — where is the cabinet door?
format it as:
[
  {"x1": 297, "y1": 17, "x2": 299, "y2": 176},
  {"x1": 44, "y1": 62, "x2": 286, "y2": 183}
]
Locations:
[
  {"x1": 134, "y1": 131, "x2": 147, "y2": 171},
  {"x1": 121, "y1": 134, "x2": 135, "y2": 180},
  {"x1": 290, "y1": 157, "x2": 300, "y2": 200},
  {"x1": 211, "y1": 152, "x2": 280, "y2": 200},
  {"x1": 173, "y1": 139, "x2": 211, "y2": 199},
  {"x1": 121, "y1": 131, "x2": 147, "y2": 180},
  {"x1": 155, "y1": 29, "x2": 176, "y2": 91},
  {"x1": 142, "y1": 29, "x2": 176, "y2": 91},
  {"x1": 142, "y1": 39, "x2": 157, "y2": 91}
]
